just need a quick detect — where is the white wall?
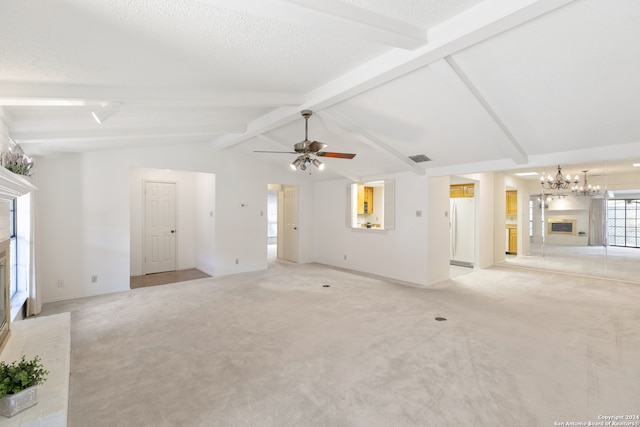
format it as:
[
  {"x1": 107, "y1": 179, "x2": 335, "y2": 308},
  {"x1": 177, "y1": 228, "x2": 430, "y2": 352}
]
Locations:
[
  {"x1": 35, "y1": 141, "x2": 639, "y2": 302},
  {"x1": 196, "y1": 173, "x2": 215, "y2": 275},
  {"x1": 314, "y1": 172, "x2": 430, "y2": 286},
  {"x1": 34, "y1": 142, "x2": 313, "y2": 302},
  {"x1": 427, "y1": 176, "x2": 450, "y2": 285},
  {"x1": 35, "y1": 154, "x2": 87, "y2": 302}
]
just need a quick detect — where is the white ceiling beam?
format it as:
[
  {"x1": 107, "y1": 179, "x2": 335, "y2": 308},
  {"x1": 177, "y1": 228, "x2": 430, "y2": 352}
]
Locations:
[
  {"x1": 255, "y1": 134, "x2": 361, "y2": 181},
  {"x1": 425, "y1": 141, "x2": 640, "y2": 178},
  {"x1": 319, "y1": 110, "x2": 425, "y2": 176},
  {"x1": 12, "y1": 125, "x2": 246, "y2": 144},
  {"x1": 201, "y1": 0, "x2": 427, "y2": 49},
  {"x1": 214, "y1": 0, "x2": 576, "y2": 150},
  {"x1": 0, "y1": 107, "x2": 11, "y2": 147},
  {"x1": 0, "y1": 83, "x2": 303, "y2": 108},
  {"x1": 442, "y1": 56, "x2": 529, "y2": 165}
]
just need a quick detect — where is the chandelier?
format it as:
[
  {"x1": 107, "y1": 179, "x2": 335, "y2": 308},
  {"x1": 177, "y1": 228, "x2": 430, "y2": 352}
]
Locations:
[
  {"x1": 540, "y1": 165, "x2": 579, "y2": 190},
  {"x1": 572, "y1": 170, "x2": 600, "y2": 196}
]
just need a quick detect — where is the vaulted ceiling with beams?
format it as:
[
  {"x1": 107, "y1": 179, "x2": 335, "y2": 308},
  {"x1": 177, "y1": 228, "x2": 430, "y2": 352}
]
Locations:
[{"x1": 1, "y1": 0, "x2": 640, "y2": 181}]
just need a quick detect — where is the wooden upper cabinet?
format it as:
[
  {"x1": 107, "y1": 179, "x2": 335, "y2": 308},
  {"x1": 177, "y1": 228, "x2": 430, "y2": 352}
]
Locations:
[
  {"x1": 357, "y1": 185, "x2": 374, "y2": 214},
  {"x1": 450, "y1": 183, "x2": 474, "y2": 198},
  {"x1": 506, "y1": 190, "x2": 517, "y2": 215}
]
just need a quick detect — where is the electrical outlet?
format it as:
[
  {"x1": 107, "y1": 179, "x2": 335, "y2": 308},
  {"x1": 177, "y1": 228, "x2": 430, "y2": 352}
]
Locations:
[
  {"x1": 343, "y1": 255, "x2": 347, "y2": 261},
  {"x1": 235, "y1": 258, "x2": 239, "y2": 264},
  {"x1": 91, "y1": 275, "x2": 98, "y2": 283},
  {"x1": 57, "y1": 280, "x2": 64, "y2": 288}
]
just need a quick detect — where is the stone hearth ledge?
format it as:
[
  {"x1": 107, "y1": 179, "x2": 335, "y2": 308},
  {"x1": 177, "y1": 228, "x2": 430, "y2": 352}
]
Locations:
[{"x1": 0, "y1": 313, "x2": 70, "y2": 427}]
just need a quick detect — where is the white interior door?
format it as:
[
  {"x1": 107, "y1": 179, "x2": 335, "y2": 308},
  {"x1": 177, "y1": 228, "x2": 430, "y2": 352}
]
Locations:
[
  {"x1": 282, "y1": 185, "x2": 299, "y2": 263},
  {"x1": 144, "y1": 181, "x2": 176, "y2": 274}
]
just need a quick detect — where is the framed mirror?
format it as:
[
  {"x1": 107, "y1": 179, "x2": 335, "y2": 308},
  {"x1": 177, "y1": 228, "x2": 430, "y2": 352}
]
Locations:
[{"x1": 498, "y1": 158, "x2": 640, "y2": 283}]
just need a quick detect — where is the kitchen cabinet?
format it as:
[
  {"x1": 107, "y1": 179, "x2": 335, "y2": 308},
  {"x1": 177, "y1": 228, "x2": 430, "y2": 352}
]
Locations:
[
  {"x1": 357, "y1": 185, "x2": 373, "y2": 214},
  {"x1": 506, "y1": 190, "x2": 517, "y2": 215},
  {"x1": 507, "y1": 226, "x2": 517, "y2": 254},
  {"x1": 450, "y1": 183, "x2": 474, "y2": 198}
]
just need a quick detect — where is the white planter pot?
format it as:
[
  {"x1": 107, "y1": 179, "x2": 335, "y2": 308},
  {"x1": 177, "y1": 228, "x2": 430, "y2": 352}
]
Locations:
[{"x1": 0, "y1": 385, "x2": 38, "y2": 418}]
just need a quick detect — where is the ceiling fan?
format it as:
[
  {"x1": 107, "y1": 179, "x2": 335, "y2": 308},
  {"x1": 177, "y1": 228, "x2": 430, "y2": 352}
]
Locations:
[{"x1": 254, "y1": 110, "x2": 356, "y2": 171}]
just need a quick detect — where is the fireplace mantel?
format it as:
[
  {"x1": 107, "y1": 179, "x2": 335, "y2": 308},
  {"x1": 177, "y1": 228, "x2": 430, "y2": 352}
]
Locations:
[{"x1": 0, "y1": 166, "x2": 37, "y2": 200}]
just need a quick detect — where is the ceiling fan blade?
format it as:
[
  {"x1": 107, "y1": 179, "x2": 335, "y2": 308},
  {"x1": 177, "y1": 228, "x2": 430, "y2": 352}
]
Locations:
[
  {"x1": 316, "y1": 152, "x2": 356, "y2": 159},
  {"x1": 254, "y1": 150, "x2": 298, "y2": 154},
  {"x1": 308, "y1": 141, "x2": 327, "y2": 153}
]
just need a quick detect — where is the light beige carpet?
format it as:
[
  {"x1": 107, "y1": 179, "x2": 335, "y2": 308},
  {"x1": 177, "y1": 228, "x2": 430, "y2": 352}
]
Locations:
[{"x1": 39, "y1": 262, "x2": 640, "y2": 427}]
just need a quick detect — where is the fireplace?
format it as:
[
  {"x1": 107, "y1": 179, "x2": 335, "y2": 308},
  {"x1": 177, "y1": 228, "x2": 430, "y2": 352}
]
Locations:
[
  {"x1": 0, "y1": 238, "x2": 10, "y2": 353},
  {"x1": 547, "y1": 218, "x2": 576, "y2": 235}
]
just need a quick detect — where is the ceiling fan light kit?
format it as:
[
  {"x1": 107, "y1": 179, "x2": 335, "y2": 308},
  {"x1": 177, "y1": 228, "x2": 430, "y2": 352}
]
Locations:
[
  {"x1": 312, "y1": 159, "x2": 324, "y2": 170},
  {"x1": 255, "y1": 110, "x2": 355, "y2": 172}
]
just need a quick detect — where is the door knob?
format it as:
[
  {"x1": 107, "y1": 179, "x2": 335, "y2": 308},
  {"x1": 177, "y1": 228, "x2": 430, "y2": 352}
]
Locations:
[{"x1": 171, "y1": 230, "x2": 175, "y2": 233}]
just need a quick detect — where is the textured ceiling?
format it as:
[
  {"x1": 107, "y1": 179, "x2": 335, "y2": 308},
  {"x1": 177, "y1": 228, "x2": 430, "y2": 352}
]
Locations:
[{"x1": 1, "y1": 0, "x2": 639, "y2": 182}]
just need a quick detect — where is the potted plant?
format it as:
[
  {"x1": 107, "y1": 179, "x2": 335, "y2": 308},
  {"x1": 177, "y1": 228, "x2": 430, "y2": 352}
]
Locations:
[
  {"x1": 0, "y1": 355, "x2": 49, "y2": 417},
  {"x1": 2, "y1": 144, "x2": 35, "y2": 177}
]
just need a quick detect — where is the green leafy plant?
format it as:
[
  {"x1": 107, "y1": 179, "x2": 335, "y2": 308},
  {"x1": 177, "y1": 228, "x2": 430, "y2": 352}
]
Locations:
[{"x1": 0, "y1": 356, "x2": 49, "y2": 398}]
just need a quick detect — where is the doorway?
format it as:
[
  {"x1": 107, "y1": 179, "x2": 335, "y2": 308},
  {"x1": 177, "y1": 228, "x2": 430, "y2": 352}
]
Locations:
[
  {"x1": 267, "y1": 185, "x2": 279, "y2": 262},
  {"x1": 267, "y1": 184, "x2": 299, "y2": 264},
  {"x1": 131, "y1": 168, "x2": 216, "y2": 284},
  {"x1": 449, "y1": 177, "x2": 477, "y2": 276}
]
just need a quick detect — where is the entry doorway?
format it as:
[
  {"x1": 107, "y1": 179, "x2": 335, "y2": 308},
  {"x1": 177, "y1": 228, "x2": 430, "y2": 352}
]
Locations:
[
  {"x1": 267, "y1": 184, "x2": 299, "y2": 264},
  {"x1": 267, "y1": 186, "x2": 278, "y2": 262},
  {"x1": 449, "y1": 177, "x2": 477, "y2": 276},
  {"x1": 131, "y1": 168, "x2": 216, "y2": 283}
]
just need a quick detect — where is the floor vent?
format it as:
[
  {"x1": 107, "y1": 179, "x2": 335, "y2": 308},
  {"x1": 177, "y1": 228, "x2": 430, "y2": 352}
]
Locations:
[{"x1": 409, "y1": 154, "x2": 431, "y2": 163}]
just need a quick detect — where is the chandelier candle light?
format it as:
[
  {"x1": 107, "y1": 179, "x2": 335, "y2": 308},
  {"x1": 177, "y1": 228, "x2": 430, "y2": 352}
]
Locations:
[
  {"x1": 541, "y1": 165, "x2": 579, "y2": 190},
  {"x1": 572, "y1": 170, "x2": 600, "y2": 196}
]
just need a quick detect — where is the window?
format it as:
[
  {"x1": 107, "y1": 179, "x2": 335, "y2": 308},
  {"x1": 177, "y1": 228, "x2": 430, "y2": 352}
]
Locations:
[
  {"x1": 9, "y1": 199, "x2": 17, "y2": 298},
  {"x1": 529, "y1": 200, "x2": 533, "y2": 237},
  {"x1": 607, "y1": 199, "x2": 640, "y2": 248},
  {"x1": 348, "y1": 180, "x2": 395, "y2": 230}
]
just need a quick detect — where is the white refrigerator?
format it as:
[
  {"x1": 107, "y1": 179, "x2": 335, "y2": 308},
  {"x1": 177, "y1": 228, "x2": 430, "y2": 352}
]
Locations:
[{"x1": 450, "y1": 197, "x2": 475, "y2": 268}]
